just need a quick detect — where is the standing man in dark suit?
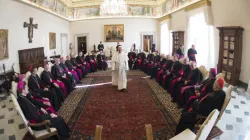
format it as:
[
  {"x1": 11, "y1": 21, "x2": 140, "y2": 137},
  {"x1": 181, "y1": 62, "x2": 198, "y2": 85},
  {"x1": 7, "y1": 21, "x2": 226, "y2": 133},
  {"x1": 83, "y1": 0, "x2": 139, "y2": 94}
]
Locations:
[{"x1": 98, "y1": 41, "x2": 104, "y2": 51}]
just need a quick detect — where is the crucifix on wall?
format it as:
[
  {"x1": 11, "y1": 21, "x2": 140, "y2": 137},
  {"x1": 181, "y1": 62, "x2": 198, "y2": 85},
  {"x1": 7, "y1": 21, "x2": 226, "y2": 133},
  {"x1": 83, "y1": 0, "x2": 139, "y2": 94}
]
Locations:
[{"x1": 24, "y1": 17, "x2": 38, "y2": 43}]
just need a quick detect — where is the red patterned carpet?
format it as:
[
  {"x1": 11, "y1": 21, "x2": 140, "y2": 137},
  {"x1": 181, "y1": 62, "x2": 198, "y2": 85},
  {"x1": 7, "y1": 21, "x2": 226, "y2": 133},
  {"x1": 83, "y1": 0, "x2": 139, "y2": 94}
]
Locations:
[{"x1": 68, "y1": 74, "x2": 178, "y2": 140}]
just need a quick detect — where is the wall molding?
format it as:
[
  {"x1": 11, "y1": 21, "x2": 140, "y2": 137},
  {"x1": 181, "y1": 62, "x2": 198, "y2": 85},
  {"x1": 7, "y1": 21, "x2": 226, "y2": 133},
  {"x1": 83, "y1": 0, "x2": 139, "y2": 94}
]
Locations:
[
  {"x1": 158, "y1": 14, "x2": 172, "y2": 22},
  {"x1": 184, "y1": 0, "x2": 211, "y2": 12}
]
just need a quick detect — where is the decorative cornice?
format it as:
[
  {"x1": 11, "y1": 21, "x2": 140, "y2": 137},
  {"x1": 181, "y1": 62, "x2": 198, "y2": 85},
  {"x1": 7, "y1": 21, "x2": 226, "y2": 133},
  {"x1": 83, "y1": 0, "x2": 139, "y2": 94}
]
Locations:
[
  {"x1": 59, "y1": 0, "x2": 164, "y2": 7},
  {"x1": 184, "y1": 0, "x2": 211, "y2": 12},
  {"x1": 158, "y1": 14, "x2": 171, "y2": 22},
  {"x1": 17, "y1": 0, "x2": 213, "y2": 22}
]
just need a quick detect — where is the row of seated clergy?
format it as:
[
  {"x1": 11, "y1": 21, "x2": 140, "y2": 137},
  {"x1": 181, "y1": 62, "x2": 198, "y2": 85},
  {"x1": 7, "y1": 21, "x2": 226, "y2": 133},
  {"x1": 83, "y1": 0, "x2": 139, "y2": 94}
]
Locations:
[
  {"x1": 75, "y1": 51, "x2": 108, "y2": 72},
  {"x1": 136, "y1": 52, "x2": 226, "y2": 135},
  {"x1": 17, "y1": 81, "x2": 71, "y2": 139},
  {"x1": 15, "y1": 53, "x2": 107, "y2": 139},
  {"x1": 175, "y1": 78, "x2": 225, "y2": 135}
]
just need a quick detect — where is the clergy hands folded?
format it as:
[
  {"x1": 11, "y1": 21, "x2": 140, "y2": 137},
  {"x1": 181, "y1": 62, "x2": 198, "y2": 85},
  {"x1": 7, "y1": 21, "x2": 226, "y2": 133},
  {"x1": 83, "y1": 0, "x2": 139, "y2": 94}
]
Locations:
[
  {"x1": 184, "y1": 81, "x2": 188, "y2": 85},
  {"x1": 195, "y1": 92, "x2": 201, "y2": 96},
  {"x1": 50, "y1": 113, "x2": 57, "y2": 118},
  {"x1": 43, "y1": 102, "x2": 51, "y2": 106},
  {"x1": 177, "y1": 78, "x2": 182, "y2": 82},
  {"x1": 43, "y1": 97, "x2": 49, "y2": 101},
  {"x1": 44, "y1": 88, "x2": 49, "y2": 91},
  {"x1": 41, "y1": 108, "x2": 48, "y2": 114},
  {"x1": 54, "y1": 83, "x2": 59, "y2": 88}
]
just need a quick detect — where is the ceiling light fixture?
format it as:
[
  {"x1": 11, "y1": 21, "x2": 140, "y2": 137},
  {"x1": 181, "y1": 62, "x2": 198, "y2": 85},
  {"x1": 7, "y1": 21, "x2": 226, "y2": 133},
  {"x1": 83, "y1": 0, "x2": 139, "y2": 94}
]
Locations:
[{"x1": 100, "y1": 0, "x2": 128, "y2": 16}]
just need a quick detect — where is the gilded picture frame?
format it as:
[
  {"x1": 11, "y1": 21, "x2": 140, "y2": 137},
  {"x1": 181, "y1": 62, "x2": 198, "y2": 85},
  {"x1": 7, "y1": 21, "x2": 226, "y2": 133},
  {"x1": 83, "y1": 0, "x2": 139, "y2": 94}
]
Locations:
[
  {"x1": 49, "y1": 32, "x2": 56, "y2": 50},
  {"x1": 0, "y1": 29, "x2": 9, "y2": 60},
  {"x1": 104, "y1": 24, "x2": 124, "y2": 42}
]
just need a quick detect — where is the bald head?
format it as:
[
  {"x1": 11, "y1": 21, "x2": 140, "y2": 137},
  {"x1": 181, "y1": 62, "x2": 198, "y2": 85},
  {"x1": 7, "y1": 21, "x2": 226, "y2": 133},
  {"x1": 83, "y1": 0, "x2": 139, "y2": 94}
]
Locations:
[{"x1": 189, "y1": 61, "x2": 196, "y2": 70}]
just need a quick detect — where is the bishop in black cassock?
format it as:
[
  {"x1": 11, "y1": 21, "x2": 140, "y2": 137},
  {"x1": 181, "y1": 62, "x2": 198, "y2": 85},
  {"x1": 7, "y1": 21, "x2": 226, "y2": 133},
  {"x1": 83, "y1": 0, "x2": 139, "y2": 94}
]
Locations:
[
  {"x1": 175, "y1": 78, "x2": 225, "y2": 135},
  {"x1": 51, "y1": 58, "x2": 73, "y2": 94},
  {"x1": 17, "y1": 82, "x2": 70, "y2": 138},
  {"x1": 28, "y1": 67, "x2": 61, "y2": 111}
]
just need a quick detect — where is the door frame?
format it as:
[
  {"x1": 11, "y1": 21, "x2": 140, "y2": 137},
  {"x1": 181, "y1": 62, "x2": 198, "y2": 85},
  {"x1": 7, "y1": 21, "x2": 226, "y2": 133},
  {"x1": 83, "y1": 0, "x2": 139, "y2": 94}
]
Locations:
[
  {"x1": 74, "y1": 33, "x2": 89, "y2": 55},
  {"x1": 140, "y1": 32, "x2": 157, "y2": 52},
  {"x1": 60, "y1": 33, "x2": 68, "y2": 57}
]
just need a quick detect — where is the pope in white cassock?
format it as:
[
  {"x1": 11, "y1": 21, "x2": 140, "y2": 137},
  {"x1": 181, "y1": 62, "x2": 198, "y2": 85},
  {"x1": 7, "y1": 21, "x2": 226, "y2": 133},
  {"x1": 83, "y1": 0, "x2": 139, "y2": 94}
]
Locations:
[{"x1": 112, "y1": 45, "x2": 129, "y2": 91}]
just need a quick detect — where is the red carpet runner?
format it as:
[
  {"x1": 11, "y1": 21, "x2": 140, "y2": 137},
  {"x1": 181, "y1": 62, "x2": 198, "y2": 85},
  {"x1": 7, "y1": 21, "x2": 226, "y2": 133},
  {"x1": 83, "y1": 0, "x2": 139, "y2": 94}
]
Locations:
[{"x1": 69, "y1": 75, "x2": 177, "y2": 140}]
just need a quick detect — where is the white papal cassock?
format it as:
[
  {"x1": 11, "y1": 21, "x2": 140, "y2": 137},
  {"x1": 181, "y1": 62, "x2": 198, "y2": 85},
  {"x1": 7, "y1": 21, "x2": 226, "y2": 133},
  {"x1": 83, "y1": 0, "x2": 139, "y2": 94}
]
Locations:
[{"x1": 112, "y1": 50, "x2": 129, "y2": 90}]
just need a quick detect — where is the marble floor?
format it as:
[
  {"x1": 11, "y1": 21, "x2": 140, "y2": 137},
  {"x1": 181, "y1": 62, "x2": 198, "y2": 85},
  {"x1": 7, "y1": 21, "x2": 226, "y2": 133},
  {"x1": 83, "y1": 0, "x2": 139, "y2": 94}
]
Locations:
[
  {"x1": 0, "y1": 85, "x2": 250, "y2": 140},
  {"x1": 214, "y1": 85, "x2": 250, "y2": 140}
]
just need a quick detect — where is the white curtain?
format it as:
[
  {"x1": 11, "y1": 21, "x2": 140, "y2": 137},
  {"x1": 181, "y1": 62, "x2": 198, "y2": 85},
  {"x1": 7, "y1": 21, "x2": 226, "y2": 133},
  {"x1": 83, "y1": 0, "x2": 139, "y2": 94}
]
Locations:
[
  {"x1": 185, "y1": 7, "x2": 216, "y2": 69},
  {"x1": 160, "y1": 20, "x2": 171, "y2": 55}
]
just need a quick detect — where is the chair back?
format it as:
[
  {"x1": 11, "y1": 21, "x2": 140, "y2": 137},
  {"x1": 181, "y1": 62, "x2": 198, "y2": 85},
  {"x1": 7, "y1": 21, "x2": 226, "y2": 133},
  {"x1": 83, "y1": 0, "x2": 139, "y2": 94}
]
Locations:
[
  {"x1": 48, "y1": 62, "x2": 53, "y2": 72},
  {"x1": 216, "y1": 73, "x2": 225, "y2": 79},
  {"x1": 37, "y1": 67, "x2": 44, "y2": 78},
  {"x1": 145, "y1": 124, "x2": 153, "y2": 140},
  {"x1": 11, "y1": 94, "x2": 34, "y2": 136},
  {"x1": 11, "y1": 81, "x2": 18, "y2": 98},
  {"x1": 198, "y1": 65, "x2": 208, "y2": 82},
  {"x1": 215, "y1": 85, "x2": 233, "y2": 125},
  {"x1": 94, "y1": 125, "x2": 103, "y2": 140},
  {"x1": 25, "y1": 71, "x2": 31, "y2": 84},
  {"x1": 196, "y1": 109, "x2": 219, "y2": 140}
]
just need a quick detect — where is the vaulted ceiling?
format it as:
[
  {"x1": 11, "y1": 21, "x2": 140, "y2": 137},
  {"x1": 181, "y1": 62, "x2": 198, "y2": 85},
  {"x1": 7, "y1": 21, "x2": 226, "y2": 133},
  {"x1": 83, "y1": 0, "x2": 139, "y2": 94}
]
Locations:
[{"x1": 60, "y1": 0, "x2": 166, "y2": 7}]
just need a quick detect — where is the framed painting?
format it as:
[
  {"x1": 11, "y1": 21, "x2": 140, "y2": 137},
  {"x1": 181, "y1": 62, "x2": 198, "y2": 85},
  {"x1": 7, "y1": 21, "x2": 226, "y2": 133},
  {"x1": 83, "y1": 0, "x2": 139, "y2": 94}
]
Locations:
[
  {"x1": 0, "y1": 29, "x2": 9, "y2": 60},
  {"x1": 49, "y1": 32, "x2": 56, "y2": 50},
  {"x1": 104, "y1": 24, "x2": 124, "y2": 42}
]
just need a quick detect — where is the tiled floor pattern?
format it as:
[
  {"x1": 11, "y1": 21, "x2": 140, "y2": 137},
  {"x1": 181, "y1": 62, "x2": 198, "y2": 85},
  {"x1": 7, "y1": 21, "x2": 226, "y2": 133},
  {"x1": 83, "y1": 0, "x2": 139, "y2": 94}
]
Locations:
[
  {"x1": 0, "y1": 96, "x2": 27, "y2": 140},
  {"x1": 1, "y1": 85, "x2": 250, "y2": 140},
  {"x1": 213, "y1": 85, "x2": 250, "y2": 140}
]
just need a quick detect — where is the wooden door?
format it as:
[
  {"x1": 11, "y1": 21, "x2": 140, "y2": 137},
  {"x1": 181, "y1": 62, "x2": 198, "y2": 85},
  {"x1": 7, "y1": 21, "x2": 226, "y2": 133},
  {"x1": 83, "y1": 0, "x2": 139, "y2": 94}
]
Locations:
[
  {"x1": 78, "y1": 37, "x2": 87, "y2": 54},
  {"x1": 143, "y1": 35, "x2": 153, "y2": 52}
]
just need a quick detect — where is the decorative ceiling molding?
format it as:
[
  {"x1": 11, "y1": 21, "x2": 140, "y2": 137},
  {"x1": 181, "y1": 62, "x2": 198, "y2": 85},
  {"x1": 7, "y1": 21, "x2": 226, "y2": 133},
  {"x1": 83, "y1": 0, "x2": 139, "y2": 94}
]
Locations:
[
  {"x1": 59, "y1": 0, "x2": 162, "y2": 7},
  {"x1": 184, "y1": 0, "x2": 211, "y2": 12},
  {"x1": 158, "y1": 14, "x2": 171, "y2": 22},
  {"x1": 17, "y1": 0, "x2": 211, "y2": 22}
]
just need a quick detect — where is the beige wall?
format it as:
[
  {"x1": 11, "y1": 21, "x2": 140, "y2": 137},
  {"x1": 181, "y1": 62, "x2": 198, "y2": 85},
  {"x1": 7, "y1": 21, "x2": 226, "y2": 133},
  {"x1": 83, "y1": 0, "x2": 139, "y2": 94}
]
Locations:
[
  {"x1": 0, "y1": 0, "x2": 69, "y2": 73},
  {"x1": 70, "y1": 18, "x2": 158, "y2": 55},
  {"x1": 159, "y1": 0, "x2": 250, "y2": 83}
]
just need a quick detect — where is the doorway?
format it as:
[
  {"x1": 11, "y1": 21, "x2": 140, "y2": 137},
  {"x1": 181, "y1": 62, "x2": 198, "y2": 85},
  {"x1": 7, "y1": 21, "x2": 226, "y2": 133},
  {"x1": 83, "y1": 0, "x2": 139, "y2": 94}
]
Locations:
[
  {"x1": 143, "y1": 35, "x2": 153, "y2": 52},
  {"x1": 61, "y1": 33, "x2": 68, "y2": 57},
  {"x1": 77, "y1": 36, "x2": 87, "y2": 54}
]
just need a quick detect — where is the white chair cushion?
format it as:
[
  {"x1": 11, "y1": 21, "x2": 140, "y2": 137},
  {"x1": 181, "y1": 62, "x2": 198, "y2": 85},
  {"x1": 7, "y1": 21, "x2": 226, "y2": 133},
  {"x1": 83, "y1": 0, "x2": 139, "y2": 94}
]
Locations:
[
  {"x1": 170, "y1": 129, "x2": 196, "y2": 140},
  {"x1": 33, "y1": 128, "x2": 57, "y2": 138},
  {"x1": 11, "y1": 82, "x2": 18, "y2": 97},
  {"x1": 25, "y1": 72, "x2": 31, "y2": 84}
]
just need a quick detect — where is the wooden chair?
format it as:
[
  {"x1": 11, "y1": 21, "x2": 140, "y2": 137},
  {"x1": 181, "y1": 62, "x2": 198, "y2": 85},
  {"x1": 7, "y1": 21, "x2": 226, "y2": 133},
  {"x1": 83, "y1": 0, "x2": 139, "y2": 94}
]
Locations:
[
  {"x1": 94, "y1": 125, "x2": 103, "y2": 140},
  {"x1": 170, "y1": 109, "x2": 219, "y2": 140},
  {"x1": 145, "y1": 124, "x2": 153, "y2": 140},
  {"x1": 214, "y1": 85, "x2": 233, "y2": 125},
  {"x1": 10, "y1": 94, "x2": 60, "y2": 140}
]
